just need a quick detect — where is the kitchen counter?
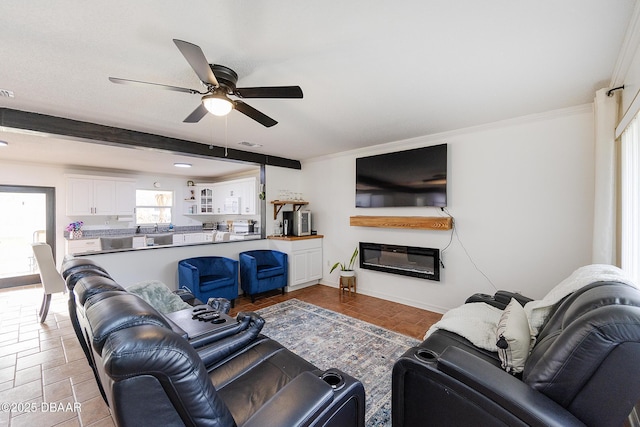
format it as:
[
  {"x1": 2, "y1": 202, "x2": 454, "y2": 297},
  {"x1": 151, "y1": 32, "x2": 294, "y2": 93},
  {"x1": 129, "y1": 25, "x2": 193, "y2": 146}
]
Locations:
[
  {"x1": 267, "y1": 235, "x2": 324, "y2": 241},
  {"x1": 66, "y1": 231, "x2": 263, "y2": 256}
]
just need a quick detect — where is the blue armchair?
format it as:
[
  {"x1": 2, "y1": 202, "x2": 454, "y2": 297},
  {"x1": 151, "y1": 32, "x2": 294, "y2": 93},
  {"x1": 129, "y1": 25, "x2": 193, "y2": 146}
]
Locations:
[
  {"x1": 178, "y1": 256, "x2": 238, "y2": 307},
  {"x1": 239, "y1": 250, "x2": 288, "y2": 302}
]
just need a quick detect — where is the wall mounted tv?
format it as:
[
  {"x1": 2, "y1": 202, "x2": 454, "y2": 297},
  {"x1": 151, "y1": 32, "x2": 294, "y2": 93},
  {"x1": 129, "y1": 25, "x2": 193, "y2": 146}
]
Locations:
[{"x1": 356, "y1": 143, "x2": 447, "y2": 208}]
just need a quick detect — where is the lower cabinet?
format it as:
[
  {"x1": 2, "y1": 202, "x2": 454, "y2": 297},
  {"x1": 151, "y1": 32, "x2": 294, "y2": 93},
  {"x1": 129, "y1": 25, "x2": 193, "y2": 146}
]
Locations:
[
  {"x1": 269, "y1": 237, "x2": 323, "y2": 289},
  {"x1": 66, "y1": 238, "x2": 101, "y2": 255}
]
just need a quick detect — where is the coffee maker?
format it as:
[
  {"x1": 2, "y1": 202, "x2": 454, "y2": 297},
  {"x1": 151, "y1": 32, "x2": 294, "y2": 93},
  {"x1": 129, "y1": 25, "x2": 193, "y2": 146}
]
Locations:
[{"x1": 282, "y1": 211, "x2": 294, "y2": 236}]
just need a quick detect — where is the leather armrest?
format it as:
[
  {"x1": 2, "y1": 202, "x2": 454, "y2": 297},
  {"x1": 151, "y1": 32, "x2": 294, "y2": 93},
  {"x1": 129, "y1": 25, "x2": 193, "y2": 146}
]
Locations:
[
  {"x1": 195, "y1": 312, "x2": 265, "y2": 366},
  {"x1": 436, "y1": 346, "x2": 584, "y2": 427},
  {"x1": 187, "y1": 310, "x2": 255, "y2": 348},
  {"x1": 162, "y1": 315, "x2": 188, "y2": 340},
  {"x1": 494, "y1": 290, "x2": 533, "y2": 307},
  {"x1": 243, "y1": 371, "x2": 334, "y2": 427},
  {"x1": 465, "y1": 291, "x2": 533, "y2": 309}
]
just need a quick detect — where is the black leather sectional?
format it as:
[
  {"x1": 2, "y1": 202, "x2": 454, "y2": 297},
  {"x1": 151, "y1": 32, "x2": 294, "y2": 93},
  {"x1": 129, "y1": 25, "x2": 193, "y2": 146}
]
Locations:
[
  {"x1": 61, "y1": 258, "x2": 365, "y2": 427},
  {"x1": 392, "y1": 280, "x2": 640, "y2": 427}
]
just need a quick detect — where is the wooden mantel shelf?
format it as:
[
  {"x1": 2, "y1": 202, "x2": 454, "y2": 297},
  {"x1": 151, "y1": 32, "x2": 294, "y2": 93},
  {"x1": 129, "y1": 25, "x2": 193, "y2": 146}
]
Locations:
[{"x1": 349, "y1": 216, "x2": 452, "y2": 230}]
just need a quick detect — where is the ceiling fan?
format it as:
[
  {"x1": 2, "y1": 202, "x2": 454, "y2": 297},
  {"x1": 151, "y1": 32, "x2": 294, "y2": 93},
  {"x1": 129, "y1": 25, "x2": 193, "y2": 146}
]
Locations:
[{"x1": 109, "y1": 39, "x2": 303, "y2": 127}]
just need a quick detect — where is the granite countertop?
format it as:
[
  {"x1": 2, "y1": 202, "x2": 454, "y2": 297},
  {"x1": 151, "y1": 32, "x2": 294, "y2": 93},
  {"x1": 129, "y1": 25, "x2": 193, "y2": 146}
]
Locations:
[{"x1": 267, "y1": 235, "x2": 324, "y2": 241}]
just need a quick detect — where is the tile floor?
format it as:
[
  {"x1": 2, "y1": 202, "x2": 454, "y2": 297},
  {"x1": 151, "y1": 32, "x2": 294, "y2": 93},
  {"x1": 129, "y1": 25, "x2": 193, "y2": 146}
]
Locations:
[{"x1": 0, "y1": 283, "x2": 441, "y2": 427}]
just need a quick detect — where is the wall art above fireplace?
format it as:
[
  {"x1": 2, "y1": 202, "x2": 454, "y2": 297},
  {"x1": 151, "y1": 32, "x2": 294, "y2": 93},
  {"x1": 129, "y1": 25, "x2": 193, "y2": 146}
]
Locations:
[{"x1": 359, "y1": 242, "x2": 440, "y2": 281}]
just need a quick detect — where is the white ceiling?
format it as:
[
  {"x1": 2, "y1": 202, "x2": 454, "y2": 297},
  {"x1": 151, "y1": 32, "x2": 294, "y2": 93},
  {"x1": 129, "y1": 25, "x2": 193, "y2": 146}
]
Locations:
[{"x1": 0, "y1": 1, "x2": 636, "y2": 178}]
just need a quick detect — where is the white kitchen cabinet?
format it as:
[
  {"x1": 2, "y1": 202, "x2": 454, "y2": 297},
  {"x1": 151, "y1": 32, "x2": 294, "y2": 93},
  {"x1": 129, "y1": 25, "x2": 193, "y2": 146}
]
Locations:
[
  {"x1": 237, "y1": 177, "x2": 257, "y2": 215},
  {"x1": 215, "y1": 177, "x2": 256, "y2": 215},
  {"x1": 66, "y1": 175, "x2": 135, "y2": 216},
  {"x1": 198, "y1": 186, "x2": 214, "y2": 214},
  {"x1": 269, "y1": 237, "x2": 323, "y2": 289},
  {"x1": 210, "y1": 181, "x2": 236, "y2": 214},
  {"x1": 132, "y1": 236, "x2": 146, "y2": 248},
  {"x1": 183, "y1": 233, "x2": 205, "y2": 244},
  {"x1": 186, "y1": 178, "x2": 258, "y2": 216},
  {"x1": 65, "y1": 238, "x2": 101, "y2": 255},
  {"x1": 115, "y1": 181, "x2": 136, "y2": 216}
]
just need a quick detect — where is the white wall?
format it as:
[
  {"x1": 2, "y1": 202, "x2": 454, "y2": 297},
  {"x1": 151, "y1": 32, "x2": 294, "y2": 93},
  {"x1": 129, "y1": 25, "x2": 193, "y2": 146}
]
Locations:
[
  {"x1": 264, "y1": 165, "x2": 304, "y2": 236},
  {"x1": 303, "y1": 105, "x2": 596, "y2": 313}
]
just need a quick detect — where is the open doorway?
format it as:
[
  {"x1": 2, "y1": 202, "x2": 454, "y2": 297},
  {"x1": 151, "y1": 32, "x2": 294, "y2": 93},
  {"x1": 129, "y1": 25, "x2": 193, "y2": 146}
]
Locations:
[{"x1": 0, "y1": 185, "x2": 55, "y2": 288}]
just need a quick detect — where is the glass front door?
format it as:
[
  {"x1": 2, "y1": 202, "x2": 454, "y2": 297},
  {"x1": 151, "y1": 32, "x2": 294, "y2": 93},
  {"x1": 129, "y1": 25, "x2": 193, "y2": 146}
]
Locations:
[{"x1": 0, "y1": 186, "x2": 55, "y2": 288}]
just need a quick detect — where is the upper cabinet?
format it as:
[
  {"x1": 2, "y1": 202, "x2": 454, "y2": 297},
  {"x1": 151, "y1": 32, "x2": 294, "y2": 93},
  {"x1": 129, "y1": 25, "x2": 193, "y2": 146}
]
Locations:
[
  {"x1": 66, "y1": 175, "x2": 135, "y2": 216},
  {"x1": 184, "y1": 177, "x2": 257, "y2": 216},
  {"x1": 114, "y1": 181, "x2": 136, "y2": 216},
  {"x1": 199, "y1": 186, "x2": 215, "y2": 214},
  {"x1": 237, "y1": 177, "x2": 256, "y2": 215}
]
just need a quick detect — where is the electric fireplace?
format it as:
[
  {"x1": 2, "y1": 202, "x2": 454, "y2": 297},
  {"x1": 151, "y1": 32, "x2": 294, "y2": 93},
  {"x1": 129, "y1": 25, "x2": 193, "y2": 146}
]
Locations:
[{"x1": 359, "y1": 242, "x2": 440, "y2": 281}]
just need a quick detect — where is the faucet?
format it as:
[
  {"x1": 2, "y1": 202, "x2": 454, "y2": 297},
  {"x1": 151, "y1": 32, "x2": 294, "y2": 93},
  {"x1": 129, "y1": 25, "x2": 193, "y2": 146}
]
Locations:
[{"x1": 154, "y1": 223, "x2": 158, "y2": 232}]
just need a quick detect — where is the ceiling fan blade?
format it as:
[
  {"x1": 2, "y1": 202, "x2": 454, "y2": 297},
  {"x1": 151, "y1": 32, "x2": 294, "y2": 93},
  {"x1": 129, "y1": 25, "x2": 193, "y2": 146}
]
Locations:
[
  {"x1": 234, "y1": 101, "x2": 278, "y2": 127},
  {"x1": 109, "y1": 77, "x2": 198, "y2": 94},
  {"x1": 235, "y1": 86, "x2": 303, "y2": 98},
  {"x1": 183, "y1": 103, "x2": 209, "y2": 123},
  {"x1": 173, "y1": 39, "x2": 219, "y2": 87}
]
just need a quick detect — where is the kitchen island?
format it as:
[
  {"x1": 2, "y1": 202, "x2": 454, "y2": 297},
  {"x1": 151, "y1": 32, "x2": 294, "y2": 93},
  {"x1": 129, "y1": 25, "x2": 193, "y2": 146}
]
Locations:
[
  {"x1": 78, "y1": 238, "x2": 270, "y2": 289},
  {"x1": 71, "y1": 234, "x2": 324, "y2": 294}
]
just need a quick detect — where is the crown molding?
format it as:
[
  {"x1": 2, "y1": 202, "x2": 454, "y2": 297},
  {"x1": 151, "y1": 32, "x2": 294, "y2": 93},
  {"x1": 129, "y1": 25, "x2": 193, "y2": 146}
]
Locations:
[{"x1": 610, "y1": 0, "x2": 640, "y2": 87}]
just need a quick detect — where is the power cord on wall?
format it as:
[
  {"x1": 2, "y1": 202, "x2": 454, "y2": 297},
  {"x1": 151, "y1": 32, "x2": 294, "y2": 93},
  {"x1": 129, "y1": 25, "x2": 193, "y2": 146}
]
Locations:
[{"x1": 439, "y1": 207, "x2": 498, "y2": 292}]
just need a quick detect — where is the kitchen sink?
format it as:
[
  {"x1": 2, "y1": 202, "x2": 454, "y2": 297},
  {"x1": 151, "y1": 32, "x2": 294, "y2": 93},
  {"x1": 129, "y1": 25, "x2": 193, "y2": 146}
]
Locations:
[
  {"x1": 145, "y1": 233, "x2": 174, "y2": 246},
  {"x1": 100, "y1": 236, "x2": 133, "y2": 250}
]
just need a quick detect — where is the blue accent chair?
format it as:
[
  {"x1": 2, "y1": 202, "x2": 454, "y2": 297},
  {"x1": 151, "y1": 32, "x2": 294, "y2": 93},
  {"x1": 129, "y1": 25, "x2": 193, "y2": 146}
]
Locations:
[
  {"x1": 178, "y1": 256, "x2": 238, "y2": 307},
  {"x1": 239, "y1": 250, "x2": 288, "y2": 302}
]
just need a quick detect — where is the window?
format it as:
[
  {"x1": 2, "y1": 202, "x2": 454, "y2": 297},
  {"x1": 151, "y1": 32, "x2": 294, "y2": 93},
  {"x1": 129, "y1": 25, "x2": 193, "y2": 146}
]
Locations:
[
  {"x1": 135, "y1": 190, "x2": 173, "y2": 224},
  {"x1": 621, "y1": 112, "x2": 640, "y2": 284}
]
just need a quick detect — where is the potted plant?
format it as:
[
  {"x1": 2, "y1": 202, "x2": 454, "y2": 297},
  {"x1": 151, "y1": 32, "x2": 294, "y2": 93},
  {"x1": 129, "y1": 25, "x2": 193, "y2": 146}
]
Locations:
[
  {"x1": 66, "y1": 221, "x2": 84, "y2": 239},
  {"x1": 330, "y1": 247, "x2": 359, "y2": 277}
]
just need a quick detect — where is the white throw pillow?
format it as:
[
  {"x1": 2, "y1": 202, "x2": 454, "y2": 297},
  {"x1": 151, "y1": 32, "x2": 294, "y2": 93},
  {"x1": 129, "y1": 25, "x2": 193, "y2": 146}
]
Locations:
[{"x1": 496, "y1": 298, "x2": 532, "y2": 374}]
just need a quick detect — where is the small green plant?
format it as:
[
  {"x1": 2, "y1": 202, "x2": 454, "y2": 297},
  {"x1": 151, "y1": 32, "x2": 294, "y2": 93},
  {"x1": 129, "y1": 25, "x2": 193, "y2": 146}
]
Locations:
[{"x1": 330, "y1": 247, "x2": 359, "y2": 273}]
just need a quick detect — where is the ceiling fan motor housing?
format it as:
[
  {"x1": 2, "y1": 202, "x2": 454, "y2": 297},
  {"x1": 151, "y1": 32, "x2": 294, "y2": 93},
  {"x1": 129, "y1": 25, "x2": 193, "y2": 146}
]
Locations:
[{"x1": 210, "y1": 64, "x2": 238, "y2": 93}]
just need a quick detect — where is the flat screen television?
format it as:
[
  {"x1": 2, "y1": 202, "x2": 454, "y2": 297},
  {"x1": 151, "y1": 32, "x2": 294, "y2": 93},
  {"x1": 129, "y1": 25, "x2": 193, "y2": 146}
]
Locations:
[{"x1": 356, "y1": 144, "x2": 447, "y2": 208}]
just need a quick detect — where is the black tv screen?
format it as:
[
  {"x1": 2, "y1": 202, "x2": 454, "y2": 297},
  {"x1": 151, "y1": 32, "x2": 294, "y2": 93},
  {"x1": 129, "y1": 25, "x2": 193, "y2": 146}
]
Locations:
[{"x1": 356, "y1": 144, "x2": 447, "y2": 208}]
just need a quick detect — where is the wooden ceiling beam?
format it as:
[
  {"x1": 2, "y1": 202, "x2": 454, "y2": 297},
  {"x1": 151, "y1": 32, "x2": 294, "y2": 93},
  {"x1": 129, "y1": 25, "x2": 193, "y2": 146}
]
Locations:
[{"x1": 0, "y1": 108, "x2": 301, "y2": 170}]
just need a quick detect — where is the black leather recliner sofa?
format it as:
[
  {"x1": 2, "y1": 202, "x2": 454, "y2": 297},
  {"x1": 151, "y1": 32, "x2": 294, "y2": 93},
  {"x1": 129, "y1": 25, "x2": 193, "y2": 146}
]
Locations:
[
  {"x1": 61, "y1": 258, "x2": 366, "y2": 427},
  {"x1": 392, "y1": 268, "x2": 640, "y2": 427}
]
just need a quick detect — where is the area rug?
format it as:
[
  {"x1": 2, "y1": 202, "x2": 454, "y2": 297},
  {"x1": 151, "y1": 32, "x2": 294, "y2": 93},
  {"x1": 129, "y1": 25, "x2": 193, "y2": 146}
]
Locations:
[{"x1": 256, "y1": 299, "x2": 421, "y2": 427}]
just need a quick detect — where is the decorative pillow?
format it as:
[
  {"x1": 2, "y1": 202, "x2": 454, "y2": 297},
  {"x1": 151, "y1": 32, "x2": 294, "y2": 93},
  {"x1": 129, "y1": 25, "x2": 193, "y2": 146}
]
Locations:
[
  {"x1": 496, "y1": 298, "x2": 532, "y2": 374},
  {"x1": 127, "y1": 280, "x2": 191, "y2": 314}
]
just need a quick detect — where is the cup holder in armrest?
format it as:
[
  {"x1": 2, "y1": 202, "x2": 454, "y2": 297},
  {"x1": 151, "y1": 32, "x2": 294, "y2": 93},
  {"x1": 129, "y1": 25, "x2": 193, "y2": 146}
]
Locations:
[
  {"x1": 414, "y1": 348, "x2": 438, "y2": 363},
  {"x1": 321, "y1": 370, "x2": 345, "y2": 391}
]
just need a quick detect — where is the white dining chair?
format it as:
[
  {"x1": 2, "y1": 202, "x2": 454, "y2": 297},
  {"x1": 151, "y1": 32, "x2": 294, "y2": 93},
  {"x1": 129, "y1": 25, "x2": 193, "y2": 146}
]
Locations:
[{"x1": 31, "y1": 243, "x2": 66, "y2": 323}]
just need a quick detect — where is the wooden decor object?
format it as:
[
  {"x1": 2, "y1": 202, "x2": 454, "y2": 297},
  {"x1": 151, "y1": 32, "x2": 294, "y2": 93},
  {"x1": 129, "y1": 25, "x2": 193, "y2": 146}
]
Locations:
[
  {"x1": 349, "y1": 216, "x2": 452, "y2": 230},
  {"x1": 270, "y1": 200, "x2": 309, "y2": 219}
]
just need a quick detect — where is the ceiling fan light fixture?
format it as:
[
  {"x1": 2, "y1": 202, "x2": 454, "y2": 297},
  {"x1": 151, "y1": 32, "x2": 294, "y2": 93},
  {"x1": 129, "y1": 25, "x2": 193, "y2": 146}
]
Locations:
[{"x1": 202, "y1": 94, "x2": 233, "y2": 116}]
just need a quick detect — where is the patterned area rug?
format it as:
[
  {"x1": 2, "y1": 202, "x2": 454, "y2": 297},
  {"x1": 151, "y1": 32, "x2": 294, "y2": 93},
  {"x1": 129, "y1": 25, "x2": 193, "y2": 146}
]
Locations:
[{"x1": 257, "y1": 299, "x2": 420, "y2": 427}]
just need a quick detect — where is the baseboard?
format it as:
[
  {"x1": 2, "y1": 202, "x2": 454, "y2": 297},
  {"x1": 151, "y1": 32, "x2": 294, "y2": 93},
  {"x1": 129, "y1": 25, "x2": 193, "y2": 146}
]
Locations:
[{"x1": 320, "y1": 281, "x2": 448, "y2": 314}]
